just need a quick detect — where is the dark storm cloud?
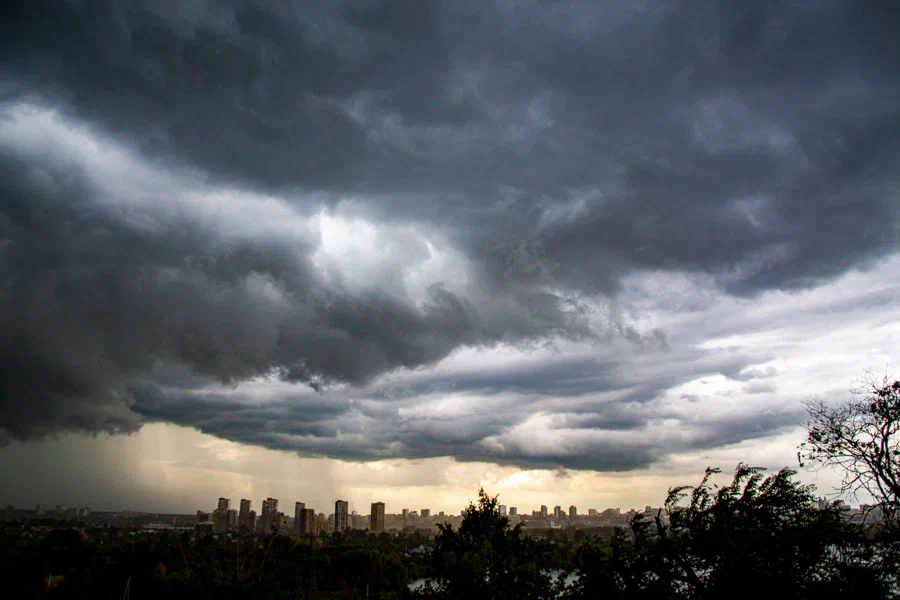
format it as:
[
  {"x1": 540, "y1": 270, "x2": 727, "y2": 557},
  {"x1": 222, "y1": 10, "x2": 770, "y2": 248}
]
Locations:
[
  {"x1": 0, "y1": 125, "x2": 595, "y2": 444},
  {"x1": 1, "y1": 0, "x2": 899, "y2": 468},
  {"x1": 127, "y1": 343, "x2": 793, "y2": 471}
]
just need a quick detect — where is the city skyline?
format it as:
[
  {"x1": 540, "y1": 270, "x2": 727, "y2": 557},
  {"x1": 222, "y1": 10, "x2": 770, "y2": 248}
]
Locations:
[
  {"x1": 8, "y1": 491, "x2": 677, "y2": 521},
  {"x1": 1, "y1": 1, "x2": 899, "y2": 515},
  {"x1": 7, "y1": 492, "x2": 871, "y2": 527}
]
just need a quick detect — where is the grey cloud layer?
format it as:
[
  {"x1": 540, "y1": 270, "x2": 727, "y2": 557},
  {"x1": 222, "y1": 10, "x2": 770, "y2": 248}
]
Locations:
[
  {"x1": 1, "y1": 0, "x2": 899, "y2": 468},
  {"x1": 129, "y1": 344, "x2": 804, "y2": 471}
]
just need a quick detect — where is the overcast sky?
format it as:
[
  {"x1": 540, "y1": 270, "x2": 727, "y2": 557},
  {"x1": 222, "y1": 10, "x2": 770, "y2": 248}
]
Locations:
[{"x1": 1, "y1": 0, "x2": 899, "y2": 515}]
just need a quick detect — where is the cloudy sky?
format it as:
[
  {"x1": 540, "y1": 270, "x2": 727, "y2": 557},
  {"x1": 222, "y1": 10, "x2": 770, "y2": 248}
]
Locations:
[{"x1": 1, "y1": 0, "x2": 899, "y2": 515}]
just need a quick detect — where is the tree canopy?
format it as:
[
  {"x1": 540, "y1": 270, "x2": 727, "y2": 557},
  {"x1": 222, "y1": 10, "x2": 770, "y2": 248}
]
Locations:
[
  {"x1": 800, "y1": 376, "x2": 900, "y2": 533},
  {"x1": 565, "y1": 464, "x2": 892, "y2": 599},
  {"x1": 422, "y1": 489, "x2": 558, "y2": 600}
]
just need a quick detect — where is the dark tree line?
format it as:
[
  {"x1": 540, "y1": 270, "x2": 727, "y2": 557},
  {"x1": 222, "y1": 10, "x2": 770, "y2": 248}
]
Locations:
[
  {"x1": 421, "y1": 468, "x2": 894, "y2": 600},
  {"x1": 0, "y1": 527, "x2": 422, "y2": 599}
]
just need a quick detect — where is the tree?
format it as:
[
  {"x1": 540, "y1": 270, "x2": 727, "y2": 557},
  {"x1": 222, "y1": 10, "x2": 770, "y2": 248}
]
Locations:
[
  {"x1": 800, "y1": 376, "x2": 900, "y2": 532},
  {"x1": 568, "y1": 464, "x2": 889, "y2": 599},
  {"x1": 656, "y1": 465, "x2": 858, "y2": 598},
  {"x1": 421, "y1": 488, "x2": 558, "y2": 600}
]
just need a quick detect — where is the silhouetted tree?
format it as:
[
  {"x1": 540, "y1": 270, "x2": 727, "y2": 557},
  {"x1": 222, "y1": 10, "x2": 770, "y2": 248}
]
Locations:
[
  {"x1": 568, "y1": 464, "x2": 890, "y2": 599},
  {"x1": 800, "y1": 376, "x2": 900, "y2": 532},
  {"x1": 420, "y1": 488, "x2": 558, "y2": 600}
]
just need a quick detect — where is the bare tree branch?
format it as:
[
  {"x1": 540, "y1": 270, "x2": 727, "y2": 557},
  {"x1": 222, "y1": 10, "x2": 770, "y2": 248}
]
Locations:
[{"x1": 800, "y1": 375, "x2": 900, "y2": 534}]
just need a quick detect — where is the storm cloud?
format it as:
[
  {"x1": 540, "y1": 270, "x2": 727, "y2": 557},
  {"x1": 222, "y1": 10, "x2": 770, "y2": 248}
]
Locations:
[{"x1": 1, "y1": 0, "x2": 898, "y2": 470}]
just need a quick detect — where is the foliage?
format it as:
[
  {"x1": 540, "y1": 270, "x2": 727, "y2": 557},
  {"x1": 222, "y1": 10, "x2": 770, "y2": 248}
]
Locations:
[
  {"x1": 3, "y1": 464, "x2": 898, "y2": 599},
  {"x1": 0, "y1": 526, "x2": 420, "y2": 599},
  {"x1": 419, "y1": 489, "x2": 559, "y2": 600},
  {"x1": 565, "y1": 464, "x2": 893, "y2": 599}
]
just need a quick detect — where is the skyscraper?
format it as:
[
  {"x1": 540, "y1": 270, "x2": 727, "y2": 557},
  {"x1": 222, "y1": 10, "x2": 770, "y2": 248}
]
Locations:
[
  {"x1": 35, "y1": 504, "x2": 46, "y2": 516},
  {"x1": 509, "y1": 507, "x2": 517, "y2": 516},
  {"x1": 294, "y1": 502, "x2": 306, "y2": 534},
  {"x1": 303, "y1": 508, "x2": 316, "y2": 535},
  {"x1": 216, "y1": 498, "x2": 231, "y2": 532},
  {"x1": 498, "y1": 505, "x2": 507, "y2": 516},
  {"x1": 540, "y1": 505, "x2": 548, "y2": 518},
  {"x1": 55, "y1": 504, "x2": 66, "y2": 517},
  {"x1": 239, "y1": 499, "x2": 252, "y2": 531},
  {"x1": 334, "y1": 500, "x2": 349, "y2": 533},
  {"x1": 259, "y1": 497, "x2": 279, "y2": 534},
  {"x1": 569, "y1": 505, "x2": 577, "y2": 519},
  {"x1": 402, "y1": 508, "x2": 409, "y2": 522},
  {"x1": 553, "y1": 505, "x2": 562, "y2": 519},
  {"x1": 370, "y1": 502, "x2": 385, "y2": 532},
  {"x1": 420, "y1": 508, "x2": 430, "y2": 518}
]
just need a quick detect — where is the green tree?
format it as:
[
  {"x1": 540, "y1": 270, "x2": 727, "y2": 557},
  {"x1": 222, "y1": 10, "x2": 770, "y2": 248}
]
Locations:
[
  {"x1": 568, "y1": 465, "x2": 889, "y2": 599},
  {"x1": 419, "y1": 489, "x2": 558, "y2": 600}
]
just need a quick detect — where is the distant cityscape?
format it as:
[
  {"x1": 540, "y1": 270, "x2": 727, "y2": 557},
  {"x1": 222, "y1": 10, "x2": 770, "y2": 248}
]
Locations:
[{"x1": 2, "y1": 496, "x2": 880, "y2": 536}]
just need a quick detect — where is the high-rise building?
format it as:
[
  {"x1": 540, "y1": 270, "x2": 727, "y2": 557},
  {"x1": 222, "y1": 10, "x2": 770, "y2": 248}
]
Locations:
[
  {"x1": 370, "y1": 502, "x2": 385, "y2": 532},
  {"x1": 216, "y1": 498, "x2": 231, "y2": 532},
  {"x1": 294, "y1": 502, "x2": 306, "y2": 534},
  {"x1": 569, "y1": 505, "x2": 577, "y2": 519},
  {"x1": 303, "y1": 508, "x2": 316, "y2": 535},
  {"x1": 420, "y1": 508, "x2": 430, "y2": 518},
  {"x1": 509, "y1": 507, "x2": 517, "y2": 517},
  {"x1": 259, "y1": 498, "x2": 279, "y2": 534},
  {"x1": 227, "y1": 509, "x2": 238, "y2": 530},
  {"x1": 588, "y1": 508, "x2": 597, "y2": 516},
  {"x1": 239, "y1": 499, "x2": 253, "y2": 531},
  {"x1": 553, "y1": 505, "x2": 562, "y2": 519},
  {"x1": 55, "y1": 505, "x2": 66, "y2": 517},
  {"x1": 498, "y1": 505, "x2": 507, "y2": 516},
  {"x1": 35, "y1": 504, "x2": 46, "y2": 516},
  {"x1": 540, "y1": 505, "x2": 548, "y2": 518},
  {"x1": 78, "y1": 507, "x2": 91, "y2": 518},
  {"x1": 334, "y1": 500, "x2": 349, "y2": 533},
  {"x1": 402, "y1": 508, "x2": 409, "y2": 521}
]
